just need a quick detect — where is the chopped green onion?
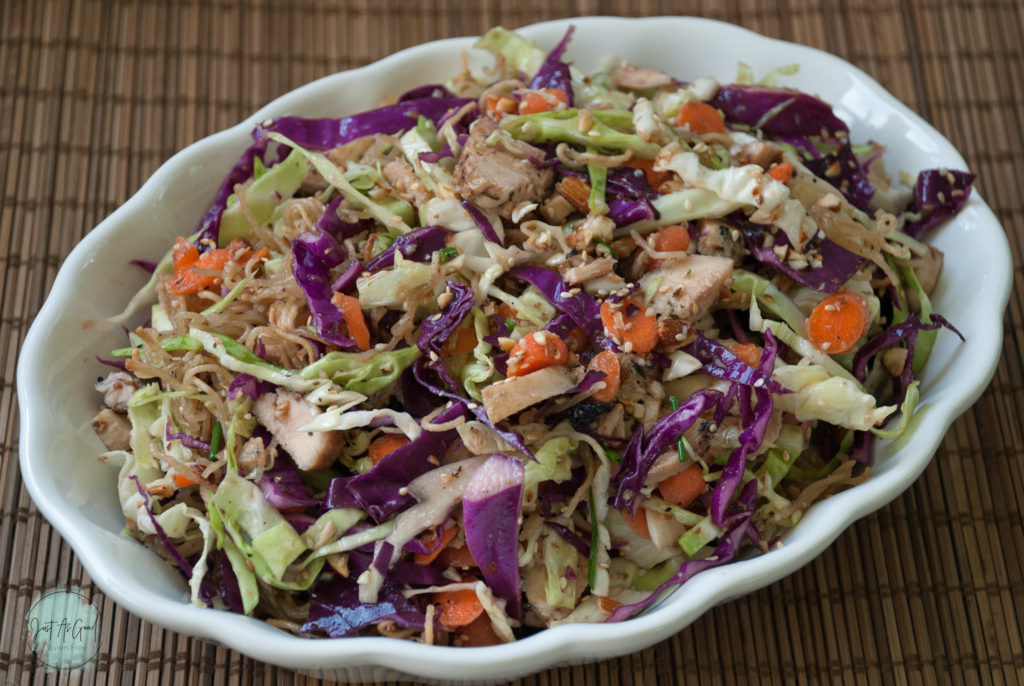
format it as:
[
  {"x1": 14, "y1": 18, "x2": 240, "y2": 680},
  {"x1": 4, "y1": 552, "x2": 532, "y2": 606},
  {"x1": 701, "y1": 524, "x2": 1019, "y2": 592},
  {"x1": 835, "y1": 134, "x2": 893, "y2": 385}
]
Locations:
[
  {"x1": 594, "y1": 237, "x2": 618, "y2": 258},
  {"x1": 209, "y1": 421, "x2": 223, "y2": 460},
  {"x1": 669, "y1": 396, "x2": 687, "y2": 461},
  {"x1": 438, "y1": 246, "x2": 459, "y2": 262},
  {"x1": 602, "y1": 445, "x2": 622, "y2": 464},
  {"x1": 505, "y1": 317, "x2": 517, "y2": 332}
]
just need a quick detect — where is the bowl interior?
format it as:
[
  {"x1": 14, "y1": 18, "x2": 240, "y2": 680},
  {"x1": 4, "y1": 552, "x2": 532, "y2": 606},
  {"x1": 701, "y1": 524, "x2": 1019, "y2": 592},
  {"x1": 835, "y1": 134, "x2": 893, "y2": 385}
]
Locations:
[{"x1": 17, "y1": 16, "x2": 1011, "y2": 683}]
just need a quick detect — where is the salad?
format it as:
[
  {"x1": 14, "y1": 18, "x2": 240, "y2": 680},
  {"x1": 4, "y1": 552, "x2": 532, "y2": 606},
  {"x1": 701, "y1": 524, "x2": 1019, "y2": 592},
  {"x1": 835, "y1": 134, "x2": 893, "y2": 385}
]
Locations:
[{"x1": 90, "y1": 26, "x2": 971, "y2": 646}]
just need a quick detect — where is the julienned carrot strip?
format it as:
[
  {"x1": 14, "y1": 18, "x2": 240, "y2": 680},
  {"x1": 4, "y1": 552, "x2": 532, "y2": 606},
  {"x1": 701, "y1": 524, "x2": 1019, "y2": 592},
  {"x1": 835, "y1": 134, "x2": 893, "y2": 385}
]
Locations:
[
  {"x1": 587, "y1": 350, "x2": 620, "y2": 403},
  {"x1": 768, "y1": 161, "x2": 794, "y2": 183},
  {"x1": 455, "y1": 614, "x2": 503, "y2": 647},
  {"x1": 367, "y1": 434, "x2": 410, "y2": 464},
  {"x1": 435, "y1": 587, "x2": 485, "y2": 628},
  {"x1": 600, "y1": 298, "x2": 659, "y2": 354},
  {"x1": 172, "y1": 473, "x2": 197, "y2": 489},
  {"x1": 442, "y1": 327, "x2": 478, "y2": 356},
  {"x1": 621, "y1": 507, "x2": 650, "y2": 540},
  {"x1": 437, "y1": 544, "x2": 477, "y2": 570},
  {"x1": 676, "y1": 101, "x2": 725, "y2": 134},
  {"x1": 414, "y1": 526, "x2": 458, "y2": 565},
  {"x1": 506, "y1": 331, "x2": 569, "y2": 377},
  {"x1": 807, "y1": 290, "x2": 870, "y2": 354},
  {"x1": 624, "y1": 157, "x2": 672, "y2": 190},
  {"x1": 518, "y1": 88, "x2": 568, "y2": 115},
  {"x1": 657, "y1": 464, "x2": 706, "y2": 509},
  {"x1": 168, "y1": 238, "x2": 256, "y2": 295},
  {"x1": 331, "y1": 293, "x2": 371, "y2": 351},
  {"x1": 726, "y1": 342, "x2": 761, "y2": 368}
]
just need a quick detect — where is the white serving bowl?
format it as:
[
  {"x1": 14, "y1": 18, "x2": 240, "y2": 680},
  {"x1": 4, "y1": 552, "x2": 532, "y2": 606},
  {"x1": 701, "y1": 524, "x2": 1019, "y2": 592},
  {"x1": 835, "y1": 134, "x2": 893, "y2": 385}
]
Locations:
[{"x1": 18, "y1": 16, "x2": 1012, "y2": 684}]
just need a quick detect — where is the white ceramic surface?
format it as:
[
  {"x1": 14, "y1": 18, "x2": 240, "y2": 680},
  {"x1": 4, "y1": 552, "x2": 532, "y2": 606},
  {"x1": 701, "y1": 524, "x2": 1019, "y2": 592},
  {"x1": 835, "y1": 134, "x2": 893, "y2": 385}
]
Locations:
[{"x1": 18, "y1": 16, "x2": 1012, "y2": 684}]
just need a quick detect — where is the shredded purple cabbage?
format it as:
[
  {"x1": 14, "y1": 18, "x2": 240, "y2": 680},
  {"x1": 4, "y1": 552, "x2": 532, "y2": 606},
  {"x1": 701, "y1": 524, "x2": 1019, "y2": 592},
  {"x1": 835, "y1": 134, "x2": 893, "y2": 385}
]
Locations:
[
  {"x1": 364, "y1": 225, "x2": 451, "y2": 272},
  {"x1": 738, "y1": 219, "x2": 864, "y2": 293},
  {"x1": 417, "y1": 280, "x2": 476, "y2": 356},
  {"x1": 710, "y1": 85, "x2": 849, "y2": 137},
  {"x1": 528, "y1": 26, "x2": 576, "y2": 106},
  {"x1": 325, "y1": 402, "x2": 468, "y2": 521},
  {"x1": 612, "y1": 389, "x2": 724, "y2": 511},
  {"x1": 607, "y1": 486, "x2": 755, "y2": 622},
  {"x1": 257, "y1": 458, "x2": 318, "y2": 511},
  {"x1": 463, "y1": 453, "x2": 525, "y2": 619},
  {"x1": 460, "y1": 200, "x2": 504, "y2": 245},
  {"x1": 129, "y1": 259, "x2": 158, "y2": 273},
  {"x1": 709, "y1": 330, "x2": 779, "y2": 526},
  {"x1": 302, "y1": 572, "x2": 428, "y2": 638},
  {"x1": 510, "y1": 266, "x2": 607, "y2": 348},
  {"x1": 260, "y1": 97, "x2": 473, "y2": 151},
  {"x1": 902, "y1": 168, "x2": 975, "y2": 238},
  {"x1": 802, "y1": 144, "x2": 876, "y2": 211},
  {"x1": 292, "y1": 228, "x2": 355, "y2": 348},
  {"x1": 545, "y1": 521, "x2": 590, "y2": 558},
  {"x1": 852, "y1": 311, "x2": 963, "y2": 403},
  {"x1": 226, "y1": 373, "x2": 275, "y2": 401},
  {"x1": 129, "y1": 475, "x2": 194, "y2": 579},
  {"x1": 683, "y1": 331, "x2": 790, "y2": 394},
  {"x1": 194, "y1": 136, "x2": 269, "y2": 249},
  {"x1": 164, "y1": 425, "x2": 211, "y2": 453},
  {"x1": 96, "y1": 356, "x2": 127, "y2": 371}
]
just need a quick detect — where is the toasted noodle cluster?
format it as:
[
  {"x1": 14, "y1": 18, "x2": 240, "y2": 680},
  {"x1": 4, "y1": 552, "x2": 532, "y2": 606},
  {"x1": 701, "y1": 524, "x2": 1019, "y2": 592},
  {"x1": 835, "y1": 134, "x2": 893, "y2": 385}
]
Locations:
[{"x1": 92, "y1": 26, "x2": 971, "y2": 645}]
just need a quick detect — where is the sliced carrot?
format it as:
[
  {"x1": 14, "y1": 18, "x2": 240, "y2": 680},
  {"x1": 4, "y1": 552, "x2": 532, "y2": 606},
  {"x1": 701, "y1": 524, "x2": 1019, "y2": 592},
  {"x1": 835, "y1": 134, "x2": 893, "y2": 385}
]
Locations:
[
  {"x1": 485, "y1": 94, "x2": 517, "y2": 121},
  {"x1": 367, "y1": 434, "x2": 410, "y2": 464},
  {"x1": 767, "y1": 161, "x2": 794, "y2": 183},
  {"x1": 506, "y1": 331, "x2": 569, "y2": 377},
  {"x1": 566, "y1": 326, "x2": 589, "y2": 353},
  {"x1": 172, "y1": 237, "x2": 199, "y2": 272},
  {"x1": 657, "y1": 464, "x2": 706, "y2": 509},
  {"x1": 414, "y1": 525, "x2": 458, "y2": 565},
  {"x1": 624, "y1": 157, "x2": 672, "y2": 190},
  {"x1": 727, "y1": 342, "x2": 761, "y2": 368},
  {"x1": 654, "y1": 225, "x2": 691, "y2": 253},
  {"x1": 436, "y1": 544, "x2": 478, "y2": 570},
  {"x1": 652, "y1": 224, "x2": 691, "y2": 268},
  {"x1": 331, "y1": 293, "x2": 371, "y2": 351},
  {"x1": 442, "y1": 327, "x2": 478, "y2": 356},
  {"x1": 455, "y1": 614, "x2": 503, "y2": 647},
  {"x1": 806, "y1": 290, "x2": 870, "y2": 354},
  {"x1": 621, "y1": 507, "x2": 650, "y2": 540},
  {"x1": 676, "y1": 101, "x2": 725, "y2": 134},
  {"x1": 435, "y1": 587, "x2": 485, "y2": 628},
  {"x1": 172, "y1": 473, "x2": 198, "y2": 489},
  {"x1": 518, "y1": 88, "x2": 568, "y2": 115},
  {"x1": 600, "y1": 297, "x2": 660, "y2": 354},
  {"x1": 495, "y1": 302, "x2": 519, "y2": 324},
  {"x1": 587, "y1": 350, "x2": 621, "y2": 403}
]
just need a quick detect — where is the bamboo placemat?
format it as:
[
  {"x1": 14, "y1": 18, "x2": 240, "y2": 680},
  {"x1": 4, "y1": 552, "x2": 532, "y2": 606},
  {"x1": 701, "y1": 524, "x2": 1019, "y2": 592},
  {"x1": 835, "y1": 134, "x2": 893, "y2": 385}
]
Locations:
[{"x1": 2, "y1": 0, "x2": 1022, "y2": 684}]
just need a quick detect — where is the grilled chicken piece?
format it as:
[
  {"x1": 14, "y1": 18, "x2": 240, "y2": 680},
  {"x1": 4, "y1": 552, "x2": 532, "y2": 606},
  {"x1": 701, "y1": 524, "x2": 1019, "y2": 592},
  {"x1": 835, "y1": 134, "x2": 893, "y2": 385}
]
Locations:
[
  {"x1": 640, "y1": 254, "x2": 734, "y2": 323},
  {"x1": 95, "y1": 371, "x2": 138, "y2": 412},
  {"x1": 453, "y1": 119, "x2": 554, "y2": 219},
  {"x1": 481, "y1": 366, "x2": 577, "y2": 423},
  {"x1": 613, "y1": 63, "x2": 674, "y2": 90},
  {"x1": 252, "y1": 389, "x2": 342, "y2": 470},
  {"x1": 382, "y1": 158, "x2": 433, "y2": 207},
  {"x1": 92, "y1": 408, "x2": 131, "y2": 451}
]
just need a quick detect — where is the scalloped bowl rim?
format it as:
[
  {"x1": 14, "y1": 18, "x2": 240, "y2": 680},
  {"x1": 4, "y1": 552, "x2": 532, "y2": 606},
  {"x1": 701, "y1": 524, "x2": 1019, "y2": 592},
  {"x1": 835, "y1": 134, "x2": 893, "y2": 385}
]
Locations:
[{"x1": 17, "y1": 15, "x2": 1011, "y2": 683}]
